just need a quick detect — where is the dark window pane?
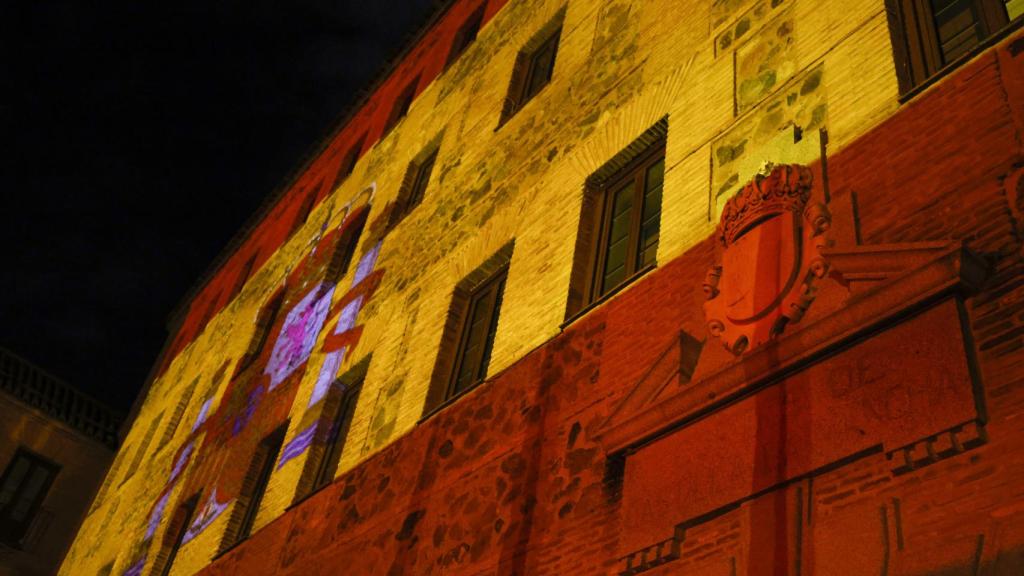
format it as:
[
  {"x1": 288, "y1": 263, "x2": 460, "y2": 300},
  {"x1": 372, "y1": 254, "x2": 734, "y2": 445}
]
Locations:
[
  {"x1": 454, "y1": 289, "x2": 493, "y2": 393},
  {"x1": 526, "y1": 33, "x2": 559, "y2": 99},
  {"x1": 447, "y1": 7, "x2": 485, "y2": 65},
  {"x1": 450, "y1": 269, "x2": 507, "y2": 397},
  {"x1": 477, "y1": 278, "x2": 505, "y2": 382},
  {"x1": 931, "y1": 0, "x2": 982, "y2": 61},
  {"x1": 326, "y1": 210, "x2": 368, "y2": 284},
  {"x1": 890, "y1": 0, "x2": 1010, "y2": 93},
  {"x1": 639, "y1": 159, "x2": 664, "y2": 267},
  {"x1": 234, "y1": 426, "x2": 286, "y2": 544},
  {"x1": 0, "y1": 459, "x2": 29, "y2": 509},
  {"x1": 334, "y1": 134, "x2": 366, "y2": 190},
  {"x1": 314, "y1": 383, "x2": 361, "y2": 489},
  {"x1": 11, "y1": 467, "x2": 49, "y2": 521},
  {"x1": 157, "y1": 496, "x2": 198, "y2": 576},
  {"x1": 408, "y1": 150, "x2": 437, "y2": 209},
  {"x1": 0, "y1": 450, "x2": 58, "y2": 544},
  {"x1": 600, "y1": 184, "x2": 635, "y2": 294}
]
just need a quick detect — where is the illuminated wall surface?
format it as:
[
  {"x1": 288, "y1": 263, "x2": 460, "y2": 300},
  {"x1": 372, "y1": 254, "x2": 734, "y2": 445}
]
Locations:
[{"x1": 61, "y1": 1, "x2": 1024, "y2": 575}]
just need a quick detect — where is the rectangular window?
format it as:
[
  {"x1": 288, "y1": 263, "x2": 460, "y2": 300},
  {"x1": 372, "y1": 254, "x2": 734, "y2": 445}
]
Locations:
[
  {"x1": 424, "y1": 243, "x2": 514, "y2": 417},
  {"x1": 449, "y1": 266, "x2": 508, "y2": 398},
  {"x1": 159, "y1": 377, "x2": 199, "y2": 449},
  {"x1": 886, "y1": 0, "x2": 1015, "y2": 94},
  {"x1": 290, "y1": 181, "x2": 322, "y2": 235},
  {"x1": 333, "y1": 133, "x2": 367, "y2": 192},
  {"x1": 565, "y1": 119, "x2": 667, "y2": 320},
  {"x1": 446, "y1": 5, "x2": 486, "y2": 66},
  {"x1": 312, "y1": 379, "x2": 363, "y2": 491},
  {"x1": 384, "y1": 76, "x2": 419, "y2": 135},
  {"x1": 0, "y1": 448, "x2": 60, "y2": 546},
  {"x1": 594, "y1": 150, "x2": 664, "y2": 299},
  {"x1": 198, "y1": 292, "x2": 221, "y2": 334},
  {"x1": 237, "y1": 290, "x2": 284, "y2": 373},
  {"x1": 120, "y1": 411, "x2": 164, "y2": 486},
  {"x1": 220, "y1": 424, "x2": 287, "y2": 551},
  {"x1": 326, "y1": 208, "x2": 369, "y2": 284},
  {"x1": 390, "y1": 145, "x2": 440, "y2": 228},
  {"x1": 406, "y1": 149, "x2": 437, "y2": 213},
  {"x1": 152, "y1": 494, "x2": 199, "y2": 576},
  {"x1": 499, "y1": 11, "x2": 564, "y2": 126},
  {"x1": 231, "y1": 254, "x2": 258, "y2": 300}
]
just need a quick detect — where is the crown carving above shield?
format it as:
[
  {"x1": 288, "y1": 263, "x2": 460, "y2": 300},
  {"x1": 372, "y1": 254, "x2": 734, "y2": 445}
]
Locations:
[
  {"x1": 717, "y1": 162, "x2": 814, "y2": 248},
  {"x1": 704, "y1": 163, "x2": 831, "y2": 355}
]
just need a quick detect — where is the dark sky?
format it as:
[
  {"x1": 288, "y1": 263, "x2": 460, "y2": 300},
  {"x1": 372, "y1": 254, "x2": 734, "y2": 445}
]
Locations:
[{"x1": 3, "y1": 0, "x2": 439, "y2": 412}]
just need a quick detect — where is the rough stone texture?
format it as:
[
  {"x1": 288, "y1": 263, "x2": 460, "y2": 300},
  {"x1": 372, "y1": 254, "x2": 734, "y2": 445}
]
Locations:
[
  {"x1": 60, "y1": 1, "x2": 1024, "y2": 575},
  {"x1": 735, "y1": 8, "x2": 796, "y2": 112}
]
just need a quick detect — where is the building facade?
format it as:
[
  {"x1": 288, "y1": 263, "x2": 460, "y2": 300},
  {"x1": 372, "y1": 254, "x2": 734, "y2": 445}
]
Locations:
[
  {"x1": 0, "y1": 347, "x2": 121, "y2": 576},
  {"x1": 62, "y1": 0, "x2": 1024, "y2": 574}
]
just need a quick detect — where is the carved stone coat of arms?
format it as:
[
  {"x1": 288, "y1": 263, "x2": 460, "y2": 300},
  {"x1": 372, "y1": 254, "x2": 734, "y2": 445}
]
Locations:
[{"x1": 703, "y1": 163, "x2": 831, "y2": 354}]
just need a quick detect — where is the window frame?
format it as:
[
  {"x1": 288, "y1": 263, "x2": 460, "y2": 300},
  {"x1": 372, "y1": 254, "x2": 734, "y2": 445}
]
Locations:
[
  {"x1": 289, "y1": 180, "x2": 323, "y2": 236},
  {"x1": 218, "y1": 423, "x2": 288, "y2": 553},
  {"x1": 0, "y1": 448, "x2": 60, "y2": 547},
  {"x1": 120, "y1": 411, "x2": 164, "y2": 486},
  {"x1": 423, "y1": 243, "x2": 514, "y2": 418},
  {"x1": 332, "y1": 133, "x2": 367, "y2": 192},
  {"x1": 589, "y1": 144, "x2": 665, "y2": 302},
  {"x1": 446, "y1": 4, "x2": 486, "y2": 67},
  {"x1": 312, "y1": 378, "x2": 363, "y2": 491},
  {"x1": 389, "y1": 145, "x2": 440, "y2": 229},
  {"x1": 236, "y1": 289, "x2": 284, "y2": 374},
  {"x1": 230, "y1": 254, "x2": 258, "y2": 301},
  {"x1": 325, "y1": 208, "x2": 369, "y2": 284},
  {"x1": 291, "y1": 358, "x2": 370, "y2": 505},
  {"x1": 158, "y1": 376, "x2": 199, "y2": 450},
  {"x1": 498, "y1": 10, "x2": 565, "y2": 127},
  {"x1": 383, "y1": 76, "x2": 420, "y2": 135},
  {"x1": 886, "y1": 0, "x2": 1016, "y2": 97},
  {"x1": 445, "y1": 264, "x2": 508, "y2": 400},
  {"x1": 151, "y1": 493, "x2": 200, "y2": 576},
  {"x1": 564, "y1": 120, "x2": 667, "y2": 322}
]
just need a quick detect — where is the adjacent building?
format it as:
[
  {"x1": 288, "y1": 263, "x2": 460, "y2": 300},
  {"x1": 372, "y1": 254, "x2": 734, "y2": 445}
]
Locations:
[
  {"x1": 0, "y1": 347, "x2": 121, "y2": 576},
  {"x1": 61, "y1": 1, "x2": 1024, "y2": 575}
]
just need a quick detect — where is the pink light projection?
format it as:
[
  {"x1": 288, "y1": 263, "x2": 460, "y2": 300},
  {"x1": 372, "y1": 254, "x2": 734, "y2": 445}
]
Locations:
[
  {"x1": 264, "y1": 282, "x2": 334, "y2": 390},
  {"x1": 191, "y1": 397, "x2": 212, "y2": 432},
  {"x1": 308, "y1": 295, "x2": 363, "y2": 407}
]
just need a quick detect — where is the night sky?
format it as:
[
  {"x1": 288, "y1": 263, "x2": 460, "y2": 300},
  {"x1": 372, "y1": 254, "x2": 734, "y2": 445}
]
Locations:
[{"x1": 3, "y1": 0, "x2": 439, "y2": 412}]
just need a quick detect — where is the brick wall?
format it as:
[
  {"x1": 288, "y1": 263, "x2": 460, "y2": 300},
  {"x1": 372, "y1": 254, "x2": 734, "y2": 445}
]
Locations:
[{"x1": 60, "y1": 1, "x2": 1024, "y2": 574}]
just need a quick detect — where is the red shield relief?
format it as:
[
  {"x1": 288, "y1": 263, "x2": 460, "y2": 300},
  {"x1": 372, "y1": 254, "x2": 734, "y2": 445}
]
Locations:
[{"x1": 704, "y1": 164, "x2": 830, "y2": 355}]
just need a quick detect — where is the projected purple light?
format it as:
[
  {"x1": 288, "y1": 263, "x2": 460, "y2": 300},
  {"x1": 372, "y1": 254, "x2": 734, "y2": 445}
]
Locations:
[
  {"x1": 192, "y1": 397, "x2": 212, "y2": 432},
  {"x1": 232, "y1": 385, "x2": 264, "y2": 437},
  {"x1": 168, "y1": 441, "x2": 194, "y2": 485},
  {"x1": 145, "y1": 492, "x2": 170, "y2": 540},
  {"x1": 309, "y1": 295, "x2": 363, "y2": 407},
  {"x1": 353, "y1": 241, "x2": 380, "y2": 287},
  {"x1": 265, "y1": 283, "x2": 334, "y2": 390},
  {"x1": 277, "y1": 422, "x2": 318, "y2": 469},
  {"x1": 307, "y1": 242, "x2": 379, "y2": 407},
  {"x1": 183, "y1": 489, "x2": 230, "y2": 545},
  {"x1": 122, "y1": 557, "x2": 145, "y2": 576}
]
